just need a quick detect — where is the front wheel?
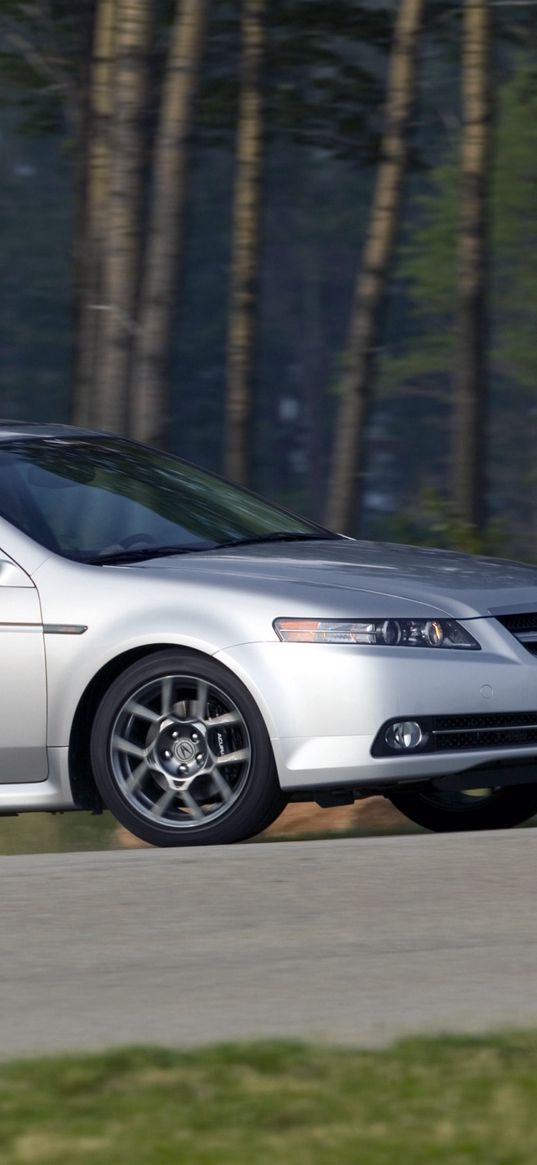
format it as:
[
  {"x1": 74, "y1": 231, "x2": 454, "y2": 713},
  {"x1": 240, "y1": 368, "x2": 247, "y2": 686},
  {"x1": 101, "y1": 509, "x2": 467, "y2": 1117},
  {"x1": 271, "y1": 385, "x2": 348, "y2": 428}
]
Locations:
[
  {"x1": 388, "y1": 783, "x2": 537, "y2": 832},
  {"x1": 90, "y1": 650, "x2": 286, "y2": 846}
]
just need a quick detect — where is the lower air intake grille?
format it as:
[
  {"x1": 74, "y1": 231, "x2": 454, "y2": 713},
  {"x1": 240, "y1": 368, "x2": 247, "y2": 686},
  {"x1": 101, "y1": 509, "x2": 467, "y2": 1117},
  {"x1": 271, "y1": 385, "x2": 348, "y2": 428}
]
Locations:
[
  {"x1": 372, "y1": 711, "x2": 537, "y2": 756},
  {"x1": 432, "y1": 712, "x2": 537, "y2": 751},
  {"x1": 495, "y1": 612, "x2": 537, "y2": 655}
]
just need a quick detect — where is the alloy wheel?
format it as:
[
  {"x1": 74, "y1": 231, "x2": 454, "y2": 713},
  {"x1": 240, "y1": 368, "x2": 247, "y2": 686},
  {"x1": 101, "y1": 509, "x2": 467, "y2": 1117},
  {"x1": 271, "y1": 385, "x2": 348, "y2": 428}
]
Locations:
[{"x1": 109, "y1": 672, "x2": 252, "y2": 829}]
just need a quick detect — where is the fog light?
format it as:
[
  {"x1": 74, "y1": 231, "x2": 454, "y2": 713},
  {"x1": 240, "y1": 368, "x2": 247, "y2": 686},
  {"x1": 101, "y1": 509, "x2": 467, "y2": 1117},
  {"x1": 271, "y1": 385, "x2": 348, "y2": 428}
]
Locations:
[{"x1": 385, "y1": 720, "x2": 423, "y2": 750}]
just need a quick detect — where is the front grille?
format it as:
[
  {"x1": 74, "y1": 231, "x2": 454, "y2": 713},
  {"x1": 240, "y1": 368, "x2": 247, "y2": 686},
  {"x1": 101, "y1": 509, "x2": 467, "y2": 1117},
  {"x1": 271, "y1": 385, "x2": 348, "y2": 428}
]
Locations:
[
  {"x1": 372, "y1": 711, "x2": 537, "y2": 756},
  {"x1": 495, "y1": 612, "x2": 537, "y2": 656}
]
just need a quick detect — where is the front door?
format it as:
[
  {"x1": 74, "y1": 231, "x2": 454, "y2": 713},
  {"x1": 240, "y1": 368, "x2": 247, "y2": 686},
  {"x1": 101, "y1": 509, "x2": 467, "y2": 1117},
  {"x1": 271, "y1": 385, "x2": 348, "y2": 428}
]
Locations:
[{"x1": 0, "y1": 557, "x2": 47, "y2": 782}]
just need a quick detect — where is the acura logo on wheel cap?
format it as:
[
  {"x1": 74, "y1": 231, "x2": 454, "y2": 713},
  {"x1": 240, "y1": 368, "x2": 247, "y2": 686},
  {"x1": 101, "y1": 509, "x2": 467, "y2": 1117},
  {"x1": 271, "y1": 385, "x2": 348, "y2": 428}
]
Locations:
[{"x1": 174, "y1": 739, "x2": 196, "y2": 762}]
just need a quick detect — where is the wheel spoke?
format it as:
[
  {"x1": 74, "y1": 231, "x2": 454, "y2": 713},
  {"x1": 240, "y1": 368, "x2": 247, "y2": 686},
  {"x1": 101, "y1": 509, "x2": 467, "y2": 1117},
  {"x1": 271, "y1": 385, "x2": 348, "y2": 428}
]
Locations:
[
  {"x1": 125, "y1": 760, "x2": 149, "y2": 794},
  {"x1": 161, "y1": 677, "x2": 173, "y2": 716},
  {"x1": 179, "y1": 788, "x2": 205, "y2": 820},
  {"x1": 150, "y1": 788, "x2": 177, "y2": 818},
  {"x1": 192, "y1": 680, "x2": 209, "y2": 720},
  {"x1": 214, "y1": 747, "x2": 249, "y2": 767},
  {"x1": 112, "y1": 736, "x2": 148, "y2": 761},
  {"x1": 211, "y1": 769, "x2": 234, "y2": 803},
  {"x1": 124, "y1": 700, "x2": 160, "y2": 724}
]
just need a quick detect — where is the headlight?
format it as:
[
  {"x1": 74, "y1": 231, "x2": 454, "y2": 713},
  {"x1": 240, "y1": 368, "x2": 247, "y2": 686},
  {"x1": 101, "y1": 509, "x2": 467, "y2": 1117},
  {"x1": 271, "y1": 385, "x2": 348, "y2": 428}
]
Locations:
[{"x1": 273, "y1": 617, "x2": 480, "y2": 650}]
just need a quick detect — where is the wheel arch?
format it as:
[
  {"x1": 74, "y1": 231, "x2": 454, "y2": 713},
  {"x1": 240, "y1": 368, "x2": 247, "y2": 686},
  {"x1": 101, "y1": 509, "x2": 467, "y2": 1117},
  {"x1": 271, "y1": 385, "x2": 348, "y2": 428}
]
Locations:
[
  {"x1": 69, "y1": 643, "x2": 214, "y2": 808},
  {"x1": 67, "y1": 642, "x2": 277, "y2": 809}
]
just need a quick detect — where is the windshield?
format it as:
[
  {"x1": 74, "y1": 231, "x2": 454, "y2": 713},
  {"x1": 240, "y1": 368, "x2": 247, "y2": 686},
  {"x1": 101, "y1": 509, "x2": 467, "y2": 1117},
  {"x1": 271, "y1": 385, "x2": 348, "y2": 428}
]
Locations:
[{"x1": 0, "y1": 436, "x2": 336, "y2": 563}]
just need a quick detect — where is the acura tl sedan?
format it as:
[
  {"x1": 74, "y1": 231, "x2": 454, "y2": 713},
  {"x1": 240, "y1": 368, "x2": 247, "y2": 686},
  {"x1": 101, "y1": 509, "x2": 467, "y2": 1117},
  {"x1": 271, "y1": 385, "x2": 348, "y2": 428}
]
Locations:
[{"x1": 2, "y1": 422, "x2": 537, "y2": 846}]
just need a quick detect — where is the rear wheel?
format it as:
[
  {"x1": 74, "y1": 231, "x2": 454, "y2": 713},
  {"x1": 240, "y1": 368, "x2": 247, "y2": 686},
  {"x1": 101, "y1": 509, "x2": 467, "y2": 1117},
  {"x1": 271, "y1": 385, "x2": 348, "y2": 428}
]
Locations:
[
  {"x1": 90, "y1": 650, "x2": 286, "y2": 846},
  {"x1": 388, "y1": 783, "x2": 537, "y2": 832}
]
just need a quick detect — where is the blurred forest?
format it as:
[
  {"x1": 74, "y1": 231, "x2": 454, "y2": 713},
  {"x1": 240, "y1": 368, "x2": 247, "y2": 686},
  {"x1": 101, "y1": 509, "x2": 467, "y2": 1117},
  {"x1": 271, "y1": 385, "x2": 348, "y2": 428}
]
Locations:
[{"x1": 1, "y1": 0, "x2": 536, "y2": 551}]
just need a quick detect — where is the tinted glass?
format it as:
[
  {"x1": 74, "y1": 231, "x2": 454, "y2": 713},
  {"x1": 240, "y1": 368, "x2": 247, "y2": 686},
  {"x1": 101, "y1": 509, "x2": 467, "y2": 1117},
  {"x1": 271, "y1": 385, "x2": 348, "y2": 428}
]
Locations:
[{"x1": 0, "y1": 437, "x2": 331, "y2": 562}]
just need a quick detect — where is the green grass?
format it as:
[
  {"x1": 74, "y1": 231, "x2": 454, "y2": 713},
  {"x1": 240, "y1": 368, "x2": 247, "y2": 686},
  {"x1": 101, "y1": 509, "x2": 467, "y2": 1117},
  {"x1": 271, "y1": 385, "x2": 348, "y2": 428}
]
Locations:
[
  {"x1": 3, "y1": 1035, "x2": 537, "y2": 1163},
  {"x1": 0, "y1": 811, "x2": 116, "y2": 855}
]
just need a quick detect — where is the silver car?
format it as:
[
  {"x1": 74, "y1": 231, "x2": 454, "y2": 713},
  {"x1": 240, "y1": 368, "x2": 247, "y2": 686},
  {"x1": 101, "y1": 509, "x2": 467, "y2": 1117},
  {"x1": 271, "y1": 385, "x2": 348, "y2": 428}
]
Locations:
[{"x1": 2, "y1": 421, "x2": 537, "y2": 846}]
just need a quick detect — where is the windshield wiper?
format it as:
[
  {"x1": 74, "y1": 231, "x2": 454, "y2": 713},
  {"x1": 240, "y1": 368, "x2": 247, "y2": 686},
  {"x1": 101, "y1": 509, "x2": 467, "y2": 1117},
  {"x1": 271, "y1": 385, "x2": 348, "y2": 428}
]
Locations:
[
  {"x1": 213, "y1": 532, "x2": 341, "y2": 550},
  {"x1": 81, "y1": 531, "x2": 339, "y2": 564},
  {"x1": 82, "y1": 542, "x2": 218, "y2": 565}
]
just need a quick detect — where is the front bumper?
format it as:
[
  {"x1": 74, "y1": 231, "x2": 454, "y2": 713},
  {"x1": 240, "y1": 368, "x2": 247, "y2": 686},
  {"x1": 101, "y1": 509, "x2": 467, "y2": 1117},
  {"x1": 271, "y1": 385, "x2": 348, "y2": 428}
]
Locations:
[{"x1": 216, "y1": 617, "x2": 537, "y2": 790}]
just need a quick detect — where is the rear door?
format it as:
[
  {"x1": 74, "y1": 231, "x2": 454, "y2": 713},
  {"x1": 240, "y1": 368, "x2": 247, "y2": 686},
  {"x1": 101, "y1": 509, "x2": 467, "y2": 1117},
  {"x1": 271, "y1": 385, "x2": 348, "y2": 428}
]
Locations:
[{"x1": 0, "y1": 555, "x2": 47, "y2": 782}]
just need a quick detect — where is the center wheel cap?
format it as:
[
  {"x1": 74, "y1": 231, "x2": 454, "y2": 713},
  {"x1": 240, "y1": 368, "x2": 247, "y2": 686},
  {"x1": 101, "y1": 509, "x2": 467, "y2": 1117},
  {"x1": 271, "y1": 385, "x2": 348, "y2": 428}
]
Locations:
[
  {"x1": 173, "y1": 739, "x2": 196, "y2": 763},
  {"x1": 151, "y1": 718, "x2": 210, "y2": 786}
]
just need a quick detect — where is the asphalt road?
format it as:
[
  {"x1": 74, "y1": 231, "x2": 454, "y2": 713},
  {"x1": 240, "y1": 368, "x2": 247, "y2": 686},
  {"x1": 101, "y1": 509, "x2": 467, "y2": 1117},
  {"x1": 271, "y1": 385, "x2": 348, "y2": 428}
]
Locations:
[{"x1": 1, "y1": 830, "x2": 537, "y2": 1058}]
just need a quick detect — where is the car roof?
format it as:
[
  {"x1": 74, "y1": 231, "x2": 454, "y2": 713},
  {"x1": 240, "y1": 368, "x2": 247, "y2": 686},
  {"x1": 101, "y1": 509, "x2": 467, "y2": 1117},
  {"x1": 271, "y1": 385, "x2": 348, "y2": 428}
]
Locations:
[{"x1": 0, "y1": 422, "x2": 104, "y2": 440}]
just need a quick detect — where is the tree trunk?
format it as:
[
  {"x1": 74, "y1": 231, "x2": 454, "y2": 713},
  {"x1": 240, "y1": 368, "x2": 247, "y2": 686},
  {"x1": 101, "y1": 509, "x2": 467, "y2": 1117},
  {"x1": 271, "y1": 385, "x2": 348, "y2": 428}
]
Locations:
[
  {"x1": 97, "y1": 0, "x2": 152, "y2": 434},
  {"x1": 129, "y1": 0, "x2": 210, "y2": 445},
  {"x1": 453, "y1": 0, "x2": 491, "y2": 528},
  {"x1": 71, "y1": 0, "x2": 116, "y2": 428},
  {"x1": 325, "y1": 0, "x2": 425, "y2": 535},
  {"x1": 224, "y1": 0, "x2": 266, "y2": 486}
]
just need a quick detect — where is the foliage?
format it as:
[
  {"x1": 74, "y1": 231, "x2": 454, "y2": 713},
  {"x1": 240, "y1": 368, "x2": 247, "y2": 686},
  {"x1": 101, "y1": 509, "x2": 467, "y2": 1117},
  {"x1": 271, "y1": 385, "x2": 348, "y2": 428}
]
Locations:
[
  {"x1": 0, "y1": 1, "x2": 393, "y2": 155},
  {"x1": 375, "y1": 62, "x2": 537, "y2": 534},
  {"x1": 269, "y1": 0, "x2": 391, "y2": 160},
  {"x1": 0, "y1": 0, "x2": 92, "y2": 132},
  {"x1": 371, "y1": 489, "x2": 511, "y2": 558},
  {"x1": 194, "y1": 0, "x2": 393, "y2": 157},
  {"x1": 492, "y1": 69, "x2": 537, "y2": 390},
  {"x1": 386, "y1": 67, "x2": 537, "y2": 392}
]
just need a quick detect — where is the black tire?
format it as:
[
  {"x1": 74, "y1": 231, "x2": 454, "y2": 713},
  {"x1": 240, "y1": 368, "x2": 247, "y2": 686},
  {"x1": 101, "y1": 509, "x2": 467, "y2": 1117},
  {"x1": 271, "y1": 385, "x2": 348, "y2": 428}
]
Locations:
[
  {"x1": 90, "y1": 650, "x2": 286, "y2": 846},
  {"x1": 388, "y1": 783, "x2": 537, "y2": 832}
]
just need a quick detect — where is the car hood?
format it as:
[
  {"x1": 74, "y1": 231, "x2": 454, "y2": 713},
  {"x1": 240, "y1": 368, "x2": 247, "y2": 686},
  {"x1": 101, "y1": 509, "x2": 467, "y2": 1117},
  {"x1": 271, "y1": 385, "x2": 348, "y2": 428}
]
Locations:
[{"x1": 127, "y1": 539, "x2": 537, "y2": 620}]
